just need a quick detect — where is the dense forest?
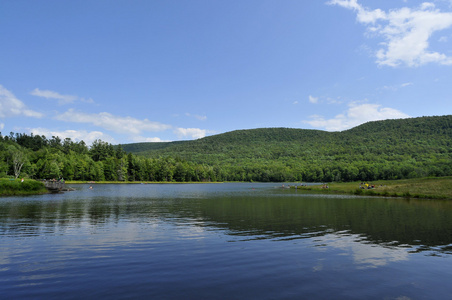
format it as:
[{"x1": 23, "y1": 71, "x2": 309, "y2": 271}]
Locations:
[
  {"x1": 0, "y1": 133, "x2": 217, "y2": 182},
  {"x1": 124, "y1": 115, "x2": 452, "y2": 182},
  {"x1": 1, "y1": 115, "x2": 451, "y2": 182}
]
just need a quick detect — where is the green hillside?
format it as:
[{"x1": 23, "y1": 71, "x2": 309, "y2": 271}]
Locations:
[
  {"x1": 121, "y1": 140, "x2": 187, "y2": 153},
  {"x1": 2, "y1": 115, "x2": 451, "y2": 183},
  {"x1": 125, "y1": 115, "x2": 452, "y2": 182}
]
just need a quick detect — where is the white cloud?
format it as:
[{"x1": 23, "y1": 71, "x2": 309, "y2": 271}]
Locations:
[
  {"x1": 304, "y1": 102, "x2": 410, "y2": 131},
  {"x1": 0, "y1": 85, "x2": 44, "y2": 118},
  {"x1": 309, "y1": 95, "x2": 319, "y2": 104},
  {"x1": 329, "y1": 1, "x2": 452, "y2": 67},
  {"x1": 130, "y1": 136, "x2": 170, "y2": 143},
  {"x1": 29, "y1": 128, "x2": 115, "y2": 145},
  {"x1": 174, "y1": 127, "x2": 213, "y2": 139},
  {"x1": 55, "y1": 109, "x2": 172, "y2": 135},
  {"x1": 30, "y1": 88, "x2": 78, "y2": 105}
]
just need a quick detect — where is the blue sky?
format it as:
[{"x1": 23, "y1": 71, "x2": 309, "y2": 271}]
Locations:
[{"x1": 1, "y1": 0, "x2": 452, "y2": 145}]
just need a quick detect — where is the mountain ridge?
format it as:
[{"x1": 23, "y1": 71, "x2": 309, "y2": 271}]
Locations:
[
  {"x1": 122, "y1": 115, "x2": 451, "y2": 154},
  {"x1": 121, "y1": 115, "x2": 452, "y2": 182}
]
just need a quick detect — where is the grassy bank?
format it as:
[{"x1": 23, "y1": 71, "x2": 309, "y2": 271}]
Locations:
[
  {"x1": 295, "y1": 177, "x2": 452, "y2": 200},
  {"x1": 0, "y1": 179, "x2": 48, "y2": 196}
]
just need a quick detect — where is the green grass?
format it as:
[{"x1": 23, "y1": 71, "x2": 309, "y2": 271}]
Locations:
[
  {"x1": 0, "y1": 178, "x2": 48, "y2": 196},
  {"x1": 295, "y1": 177, "x2": 452, "y2": 200}
]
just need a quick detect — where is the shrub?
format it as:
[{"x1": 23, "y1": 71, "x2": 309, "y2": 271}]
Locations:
[
  {"x1": 403, "y1": 192, "x2": 411, "y2": 198},
  {"x1": 0, "y1": 179, "x2": 46, "y2": 195},
  {"x1": 354, "y1": 188, "x2": 363, "y2": 195}
]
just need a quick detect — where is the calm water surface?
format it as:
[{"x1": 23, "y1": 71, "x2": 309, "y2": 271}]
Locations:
[{"x1": 1, "y1": 183, "x2": 452, "y2": 299}]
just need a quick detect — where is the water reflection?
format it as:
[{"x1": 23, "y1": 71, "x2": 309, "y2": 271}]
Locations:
[
  {"x1": 311, "y1": 232, "x2": 410, "y2": 269},
  {"x1": 2, "y1": 184, "x2": 452, "y2": 299},
  {"x1": 1, "y1": 183, "x2": 452, "y2": 257}
]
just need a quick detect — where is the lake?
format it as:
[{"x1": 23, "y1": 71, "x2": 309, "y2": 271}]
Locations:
[{"x1": 1, "y1": 183, "x2": 451, "y2": 299}]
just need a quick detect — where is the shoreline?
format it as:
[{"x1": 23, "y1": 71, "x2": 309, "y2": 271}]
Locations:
[
  {"x1": 3, "y1": 177, "x2": 451, "y2": 199},
  {"x1": 291, "y1": 176, "x2": 452, "y2": 200}
]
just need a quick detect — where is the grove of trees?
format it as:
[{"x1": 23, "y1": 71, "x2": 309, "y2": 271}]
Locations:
[{"x1": 0, "y1": 133, "x2": 217, "y2": 182}]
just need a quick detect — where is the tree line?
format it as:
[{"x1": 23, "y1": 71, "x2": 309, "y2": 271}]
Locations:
[{"x1": 0, "y1": 132, "x2": 218, "y2": 182}]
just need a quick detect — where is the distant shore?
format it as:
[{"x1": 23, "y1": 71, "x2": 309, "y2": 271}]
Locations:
[{"x1": 292, "y1": 176, "x2": 452, "y2": 200}]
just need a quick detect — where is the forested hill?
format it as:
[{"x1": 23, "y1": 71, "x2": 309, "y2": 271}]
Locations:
[
  {"x1": 124, "y1": 115, "x2": 452, "y2": 182},
  {"x1": 2, "y1": 115, "x2": 450, "y2": 183}
]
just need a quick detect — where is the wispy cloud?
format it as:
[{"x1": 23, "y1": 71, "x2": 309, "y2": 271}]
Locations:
[
  {"x1": 0, "y1": 84, "x2": 44, "y2": 119},
  {"x1": 30, "y1": 88, "x2": 78, "y2": 104},
  {"x1": 329, "y1": 1, "x2": 452, "y2": 67},
  {"x1": 309, "y1": 95, "x2": 319, "y2": 104},
  {"x1": 55, "y1": 109, "x2": 172, "y2": 135},
  {"x1": 185, "y1": 113, "x2": 207, "y2": 121},
  {"x1": 30, "y1": 88, "x2": 94, "y2": 105},
  {"x1": 381, "y1": 82, "x2": 414, "y2": 91},
  {"x1": 304, "y1": 102, "x2": 410, "y2": 131},
  {"x1": 307, "y1": 95, "x2": 342, "y2": 105}
]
